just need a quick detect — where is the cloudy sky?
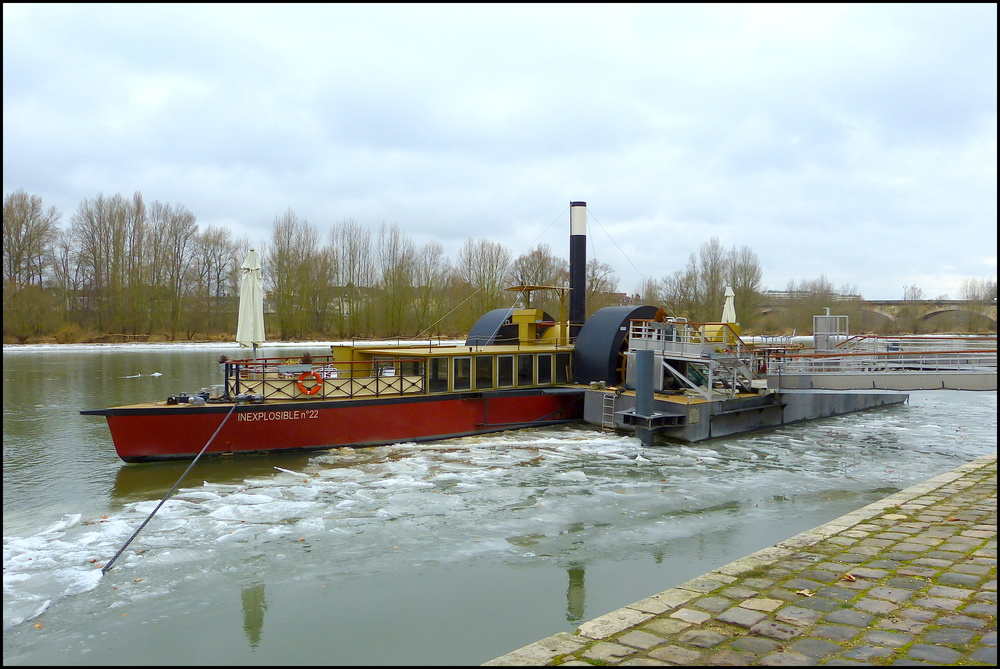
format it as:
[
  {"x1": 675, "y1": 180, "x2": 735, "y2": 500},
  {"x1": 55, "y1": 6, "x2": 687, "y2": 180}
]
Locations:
[{"x1": 4, "y1": 3, "x2": 996, "y2": 300}]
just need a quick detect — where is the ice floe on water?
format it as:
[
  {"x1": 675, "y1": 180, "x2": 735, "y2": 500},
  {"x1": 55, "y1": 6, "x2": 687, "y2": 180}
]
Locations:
[
  {"x1": 3, "y1": 394, "x2": 996, "y2": 632},
  {"x1": 3, "y1": 515, "x2": 106, "y2": 631}
]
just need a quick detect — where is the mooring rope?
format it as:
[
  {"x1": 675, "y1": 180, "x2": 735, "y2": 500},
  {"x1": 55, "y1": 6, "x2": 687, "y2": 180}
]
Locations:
[
  {"x1": 101, "y1": 400, "x2": 240, "y2": 575},
  {"x1": 480, "y1": 241, "x2": 564, "y2": 346},
  {"x1": 586, "y1": 208, "x2": 646, "y2": 287}
]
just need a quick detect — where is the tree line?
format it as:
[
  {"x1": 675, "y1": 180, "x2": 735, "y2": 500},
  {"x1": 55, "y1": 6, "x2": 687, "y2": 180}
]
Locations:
[
  {"x1": 3, "y1": 189, "x2": 995, "y2": 343},
  {"x1": 2, "y1": 189, "x2": 621, "y2": 342}
]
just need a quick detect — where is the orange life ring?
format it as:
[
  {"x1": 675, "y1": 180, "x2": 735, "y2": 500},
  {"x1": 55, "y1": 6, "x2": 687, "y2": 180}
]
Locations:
[{"x1": 297, "y1": 371, "x2": 323, "y2": 395}]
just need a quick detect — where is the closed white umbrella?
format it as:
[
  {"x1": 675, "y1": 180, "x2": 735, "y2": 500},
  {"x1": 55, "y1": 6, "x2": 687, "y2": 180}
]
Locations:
[
  {"x1": 721, "y1": 286, "x2": 737, "y2": 323},
  {"x1": 236, "y1": 248, "x2": 265, "y2": 358}
]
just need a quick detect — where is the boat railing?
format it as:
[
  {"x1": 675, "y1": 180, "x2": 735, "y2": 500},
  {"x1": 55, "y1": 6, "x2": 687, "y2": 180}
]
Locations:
[
  {"x1": 767, "y1": 348, "x2": 998, "y2": 375},
  {"x1": 628, "y1": 319, "x2": 747, "y2": 359},
  {"x1": 466, "y1": 333, "x2": 573, "y2": 348},
  {"x1": 224, "y1": 355, "x2": 426, "y2": 400},
  {"x1": 628, "y1": 319, "x2": 762, "y2": 398}
]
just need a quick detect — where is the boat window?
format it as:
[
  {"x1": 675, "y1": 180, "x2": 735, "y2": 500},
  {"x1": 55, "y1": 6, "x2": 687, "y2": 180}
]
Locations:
[
  {"x1": 453, "y1": 357, "x2": 472, "y2": 391},
  {"x1": 537, "y1": 354, "x2": 552, "y2": 384},
  {"x1": 517, "y1": 353, "x2": 534, "y2": 386},
  {"x1": 475, "y1": 355, "x2": 493, "y2": 390},
  {"x1": 497, "y1": 355, "x2": 514, "y2": 387},
  {"x1": 400, "y1": 359, "x2": 423, "y2": 377},
  {"x1": 555, "y1": 352, "x2": 571, "y2": 384},
  {"x1": 375, "y1": 357, "x2": 396, "y2": 377},
  {"x1": 428, "y1": 357, "x2": 448, "y2": 393}
]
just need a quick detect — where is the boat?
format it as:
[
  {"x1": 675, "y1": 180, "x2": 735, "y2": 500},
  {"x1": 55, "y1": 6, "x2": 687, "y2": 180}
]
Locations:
[
  {"x1": 82, "y1": 201, "x2": 924, "y2": 462},
  {"x1": 83, "y1": 202, "x2": 639, "y2": 462}
]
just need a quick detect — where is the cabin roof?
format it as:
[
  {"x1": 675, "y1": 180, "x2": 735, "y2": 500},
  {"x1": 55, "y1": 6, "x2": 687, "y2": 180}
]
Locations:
[{"x1": 345, "y1": 343, "x2": 575, "y2": 358}]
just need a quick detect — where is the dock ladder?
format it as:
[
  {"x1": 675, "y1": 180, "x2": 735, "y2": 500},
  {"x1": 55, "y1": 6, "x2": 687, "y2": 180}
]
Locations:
[{"x1": 601, "y1": 392, "x2": 616, "y2": 431}]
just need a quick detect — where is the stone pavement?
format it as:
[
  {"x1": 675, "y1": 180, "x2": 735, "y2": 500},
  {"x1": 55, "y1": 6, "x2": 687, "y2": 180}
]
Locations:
[{"x1": 485, "y1": 454, "x2": 997, "y2": 666}]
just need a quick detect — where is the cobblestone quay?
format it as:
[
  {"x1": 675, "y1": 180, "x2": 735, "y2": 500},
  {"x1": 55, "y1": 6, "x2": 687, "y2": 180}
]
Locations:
[{"x1": 485, "y1": 455, "x2": 996, "y2": 666}]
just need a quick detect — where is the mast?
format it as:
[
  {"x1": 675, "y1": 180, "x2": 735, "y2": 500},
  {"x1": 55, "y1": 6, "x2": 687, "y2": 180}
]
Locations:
[{"x1": 569, "y1": 201, "x2": 587, "y2": 339}]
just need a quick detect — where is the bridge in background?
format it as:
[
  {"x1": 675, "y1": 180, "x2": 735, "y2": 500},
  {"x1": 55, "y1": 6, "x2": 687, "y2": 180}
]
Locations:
[{"x1": 759, "y1": 298, "x2": 997, "y2": 329}]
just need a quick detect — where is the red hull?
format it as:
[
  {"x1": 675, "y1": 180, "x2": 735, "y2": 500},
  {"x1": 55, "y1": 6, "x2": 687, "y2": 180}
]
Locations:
[{"x1": 96, "y1": 390, "x2": 584, "y2": 462}]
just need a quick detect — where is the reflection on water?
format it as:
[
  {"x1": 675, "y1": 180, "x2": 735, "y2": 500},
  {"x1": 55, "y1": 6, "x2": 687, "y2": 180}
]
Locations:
[
  {"x1": 110, "y1": 453, "x2": 318, "y2": 507},
  {"x1": 566, "y1": 564, "x2": 586, "y2": 623},
  {"x1": 241, "y1": 582, "x2": 267, "y2": 648}
]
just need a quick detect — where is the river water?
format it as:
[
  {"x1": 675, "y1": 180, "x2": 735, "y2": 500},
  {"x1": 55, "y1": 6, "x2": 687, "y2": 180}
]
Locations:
[{"x1": 3, "y1": 343, "x2": 996, "y2": 665}]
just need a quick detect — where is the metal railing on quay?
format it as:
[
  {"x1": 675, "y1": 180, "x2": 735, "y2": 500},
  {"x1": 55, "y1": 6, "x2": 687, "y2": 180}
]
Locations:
[
  {"x1": 768, "y1": 348, "x2": 997, "y2": 375},
  {"x1": 835, "y1": 334, "x2": 997, "y2": 355}
]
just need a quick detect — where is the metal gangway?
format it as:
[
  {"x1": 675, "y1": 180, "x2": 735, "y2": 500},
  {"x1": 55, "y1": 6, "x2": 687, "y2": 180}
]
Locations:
[{"x1": 627, "y1": 318, "x2": 762, "y2": 400}]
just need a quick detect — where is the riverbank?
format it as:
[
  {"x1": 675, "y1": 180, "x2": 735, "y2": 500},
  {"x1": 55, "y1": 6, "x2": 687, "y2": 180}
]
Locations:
[
  {"x1": 485, "y1": 454, "x2": 997, "y2": 666},
  {"x1": 8, "y1": 328, "x2": 993, "y2": 347},
  {"x1": 2, "y1": 334, "x2": 467, "y2": 346},
  {"x1": 2, "y1": 336, "x2": 468, "y2": 349}
]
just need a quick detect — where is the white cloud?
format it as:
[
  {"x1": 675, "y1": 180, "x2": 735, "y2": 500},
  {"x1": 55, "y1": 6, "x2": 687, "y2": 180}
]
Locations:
[{"x1": 3, "y1": 3, "x2": 996, "y2": 300}]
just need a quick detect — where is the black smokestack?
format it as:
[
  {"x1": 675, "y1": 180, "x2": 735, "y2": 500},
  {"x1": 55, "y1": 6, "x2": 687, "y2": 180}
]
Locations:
[{"x1": 569, "y1": 201, "x2": 587, "y2": 338}]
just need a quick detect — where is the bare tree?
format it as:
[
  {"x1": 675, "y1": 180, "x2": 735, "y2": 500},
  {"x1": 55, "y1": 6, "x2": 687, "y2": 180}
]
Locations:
[
  {"x1": 149, "y1": 200, "x2": 198, "y2": 337},
  {"x1": 3, "y1": 189, "x2": 59, "y2": 289},
  {"x1": 510, "y1": 243, "x2": 567, "y2": 287},
  {"x1": 638, "y1": 276, "x2": 662, "y2": 306},
  {"x1": 959, "y1": 278, "x2": 996, "y2": 301},
  {"x1": 586, "y1": 257, "x2": 619, "y2": 313},
  {"x1": 781, "y1": 275, "x2": 837, "y2": 333},
  {"x1": 375, "y1": 222, "x2": 416, "y2": 335},
  {"x1": 50, "y1": 233, "x2": 82, "y2": 324},
  {"x1": 67, "y1": 192, "x2": 151, "y2": 333},
  {"x1": 268, "y1": 209, "x2": 321, "y2": 339},
  {"x1": 456, "y1": 238, "x2": 512, "y2": 326},
  {"x1": 725, "y1": 244, "x2": 763, "y2": 328},
  {"x1": 953, "y1": 277, "x2": 997, "y2": 332},
  {"x1": 660, "y1": 256, "x2": 698, "y2": 319},
  {"x1": 119, "y1": 192, "x2": 149, "y2": 333},
  {"x1": 2, "y1": 190, "x2": 60, "y2": 340},
  {"x1": 509, "y1": 243, "x2": 568, "y2": 315},
  {"x1": 188, "y1": 224, "x2": 236, "y2": 334},
  {"x1": 695, "y1": 237, "x2": 728, "y2": 321},
  {"x1": 71, "y1": 193, "x2": 124, "y2": 331},
  {"x1": 329, "y1": 218, "x2": 376, "y2": 337},
  {"x1": 309, "y1": 245, "x2": 337, "y2": 336},
  {"x1": 412, "y1": 240, "x2": 451, "y2": 335}
]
